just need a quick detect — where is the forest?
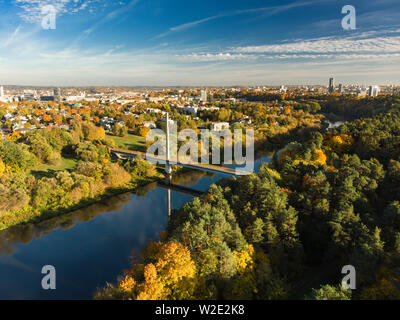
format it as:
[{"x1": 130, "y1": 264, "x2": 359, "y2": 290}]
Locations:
[{"x1": 95, "y1": 97, "x2": 400, "y2": 300}]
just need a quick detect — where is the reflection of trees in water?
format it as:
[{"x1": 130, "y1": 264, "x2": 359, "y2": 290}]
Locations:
[
  {"x1": 172, "y1": 170, "x2": 213, "y2": 186},
  {"x1": 0, "y1": 193, "x2": 133, "y2": 255},
  {"x1": 133, "y1": 181, "x2": 159, "y2": 197}
]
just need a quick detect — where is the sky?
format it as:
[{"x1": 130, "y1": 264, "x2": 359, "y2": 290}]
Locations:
[{"x1": 0, "y1": 0, "x2": 399, "y2": 86}]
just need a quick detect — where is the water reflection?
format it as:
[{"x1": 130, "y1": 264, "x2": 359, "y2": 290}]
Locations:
[{"x1": 0, "y1": 193, "x2": 135, "y2": 256}]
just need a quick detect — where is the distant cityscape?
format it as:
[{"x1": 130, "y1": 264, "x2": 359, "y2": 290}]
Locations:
[
  {"x1": 0, "y1": 78, "x2": 398, "y2": 137},
  {"x1": 1, "y1": 79, "x2": 399, "y2": 104}
]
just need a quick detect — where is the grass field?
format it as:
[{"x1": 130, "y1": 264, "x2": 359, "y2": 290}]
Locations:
[
  {"x1": 110, "y1": 133, "x2": 147, "y2": 152},
  {"x1": 29, "y1": 134, "x2": 146, "y2": 178},
  {"x1": 30, "y1": 157, "x2": 77, "y2": 178}
]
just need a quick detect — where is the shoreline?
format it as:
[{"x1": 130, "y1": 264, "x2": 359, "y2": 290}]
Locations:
[{"x1": 0, "y1": 175, "x2": 162, "y2": 232}]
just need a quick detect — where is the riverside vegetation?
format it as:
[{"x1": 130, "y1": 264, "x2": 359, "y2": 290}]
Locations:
[{"x1": 0, "y1": 120, "x2": 158, "y2": 230}]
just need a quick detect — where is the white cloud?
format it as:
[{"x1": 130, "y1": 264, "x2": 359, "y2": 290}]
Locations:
[
  {"x1": 232, "y1": 33, "x2": 400, "y2": 54},
  {"x1": 176, "y1": 53, "x2": 257, "y2": 62},
  {"x1": 173, "y1": 29, "x2": 400, "y2": 63}
]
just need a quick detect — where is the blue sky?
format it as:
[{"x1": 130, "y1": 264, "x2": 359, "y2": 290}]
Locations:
[{"x1": 0, "y1": 0, "x2": 399, "y2": 86}]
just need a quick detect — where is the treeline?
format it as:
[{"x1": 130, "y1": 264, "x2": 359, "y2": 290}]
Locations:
[
  {"x1": 96, "y1": 107, "x2": 400, "y2": 300},
  {"x1": 320, "y1": 95, "x2": 400, "y2": 120}
]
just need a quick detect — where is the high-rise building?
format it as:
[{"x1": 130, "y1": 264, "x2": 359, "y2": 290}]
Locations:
[
  {"x1": 0, "y1": 86, "x2": 4, "y2": 97},
  {"x1": 54, "y1": 87, "x2": 61, "y2": 101},
  {"x1": 368, "y1": 85, "x2": 380, "y2": 97},
  {"x1": 328, "y1": 78, "x2": 335, "y2": 93},
  {"x1": 338, "y1": 84, "x2": 343, "y2": 93}
]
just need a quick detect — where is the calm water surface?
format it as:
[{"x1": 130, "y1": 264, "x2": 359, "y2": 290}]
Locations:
[{"x1": 0, "y1": 154, "x2": 273, "y2": 299}]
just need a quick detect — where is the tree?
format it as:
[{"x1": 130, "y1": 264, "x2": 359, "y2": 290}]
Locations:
[
  {"x1": 0, "y1": 183, "x2": 30, "y2": 215},
  {"x1": 124, "y1": 156, "x2": 156, "y2": 177},
  {"x1": 74, "y1": 142, "x2": 101, "y2": 162},
  {"x1": 6, "y1": 132, "x2": 22, "y2": 142},
  {"x1": 307, "y1": 284, "x2": 351, "y2": 300},
  {"x1": 138, "y1": 126, "x2": 149, "y2": 137},
  {"x1": 82, "y1": 122, "x2": 106, "y2": 141},
  {"x1": 112, "y1": 123, "x2": 128, "y2": 137},
  {"x1": 0, "y1": 141, "x2": 37, "y2": 171},
  {"x1": 0, "y1": 159, "x2": 5, "y2": 178},
  {"x1": 95, "y1": 241, "x2": 198, "y2": 300}
]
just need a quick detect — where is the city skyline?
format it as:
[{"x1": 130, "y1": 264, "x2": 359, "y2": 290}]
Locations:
[{"x1": 0, "y1": 0, "x2": 400, "y2": 86}]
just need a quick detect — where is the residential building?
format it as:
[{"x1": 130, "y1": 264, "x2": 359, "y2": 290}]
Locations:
[
  {"x1": 211, "y1": 122, "x2": 230, "y2": 131},
  {"x1": 23, "y1": 90, "x2": 36, "y2": 101}
]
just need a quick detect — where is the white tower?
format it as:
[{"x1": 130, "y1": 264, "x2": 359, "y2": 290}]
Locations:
[
  {"x1": 165, "y1": 113, "x2": 172, "y2": 176},
  {"x1": 0, "y1": 86, "x2": 4, "y2": 97}
]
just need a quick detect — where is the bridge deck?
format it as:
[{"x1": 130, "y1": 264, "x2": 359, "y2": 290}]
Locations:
[{"x1": 110, "y1": 147, "x2": 246, "y2": 176}]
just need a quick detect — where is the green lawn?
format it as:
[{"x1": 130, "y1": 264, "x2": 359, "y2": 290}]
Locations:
[
  {"x1": 110, "y1": 133, "x2": 147, "y2": 152},
  {"x1": 30, "y1": 157, "x2": 77, "y2": 178}
]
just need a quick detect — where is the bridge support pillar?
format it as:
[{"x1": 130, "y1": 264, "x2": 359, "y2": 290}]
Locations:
[
  {"x1": 165, "y1": 162, "x2": 172, "y2": 185},
  {"x1": 165, "y1": 112, "x2": 173, "y2": 185},
  {"x1": 167, "y1": 188, "x2": 171, "y2": 220}
]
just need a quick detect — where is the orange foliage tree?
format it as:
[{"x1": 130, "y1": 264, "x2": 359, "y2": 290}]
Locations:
[{"x1": 95, "y1": 241, "x2": 199, "y2": 300}]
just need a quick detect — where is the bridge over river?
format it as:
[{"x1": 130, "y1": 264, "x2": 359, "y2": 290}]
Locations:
[{"x1": 109, "y1": 146, "x2": 248, "y2": 176}]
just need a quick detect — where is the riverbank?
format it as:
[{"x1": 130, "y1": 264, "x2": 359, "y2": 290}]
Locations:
[{"x1": 0, "y1": 174, "x2": 162, "y2": 232}]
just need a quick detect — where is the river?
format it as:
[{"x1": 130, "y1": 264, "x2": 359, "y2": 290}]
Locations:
[{"x1": 0, "y1": 153, "x2": 274, "y2": 299}]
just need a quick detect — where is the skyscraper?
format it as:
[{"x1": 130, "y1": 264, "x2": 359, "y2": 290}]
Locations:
[
  {"x1": 368, "y1": 85, "x2": 380, "y2": 97},
  {"x1": 328, "y1": 78, "x2": 335, "y2": 93},
  {"x1": 0, "y1": 86, "x2": 4, "y2": 97}
]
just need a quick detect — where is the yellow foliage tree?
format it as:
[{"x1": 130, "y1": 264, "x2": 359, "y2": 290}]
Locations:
[
  {"x1": 293, "y1": 149, "x2": 327, "y2": 167},
  {"x1": 328, "y1": 134, "x2": 354, "y2": 154},
  {"x1": 229, "y1": 244, "x2": 258, "y2": 299},
  {"x1": 153, "y1": 242, "x2": 197, "y2": 299},
  {"x1": 0, "y1": 159, "x2": 5, "y2": 178},
  {"x1": 99, "y1": 241, "x2": 198, "y2": 300},
  {"x1": 6, "y1": 131, "x2": 22, "y2": 142},
  {"x1": 312, "y1": 149, "x2": 327, "y2": 165},
  {"x1": 138, "y1": 126, "x2": 150, "y2": 137},
  {"x1": 136, "y1": 264, "x2": 166, "y2": 300}
]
